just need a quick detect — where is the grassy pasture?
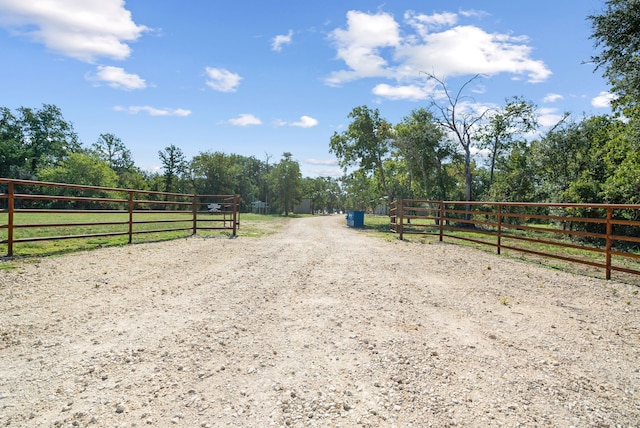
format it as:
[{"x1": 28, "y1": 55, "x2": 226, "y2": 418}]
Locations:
[{"x1": 0, "y1": 212, "x2": 289, "y2": 258}]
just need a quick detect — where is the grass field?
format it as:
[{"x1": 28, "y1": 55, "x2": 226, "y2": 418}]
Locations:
[{"x1": 0, "y1": 211, "x2": 277, "y2": 258}]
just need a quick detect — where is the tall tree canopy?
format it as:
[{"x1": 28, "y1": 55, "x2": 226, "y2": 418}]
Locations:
[
  {"x1": 478, "y1": 96, "x2": 538, "y2": 188},
  {"x1": 0, "y1": 104, "x2": 81, "y2": 178},
  {"x1": 393, "y1": 108, "x2": 454, "y2": 200},
  {"x1": 92, "y1": 133, "x2": 135, "y2": 173},
  {"x1": 589, "y1": 0, "x2": 640, "y2": 111},
  {"x1": 158, "y1": 144, "x2": 187, "y2": 193},
  {"x1": 0, "y1": 107, "x2": 25, "y2": 178},
  {"x1": 268, "y1": 152, "x2": 302, "y2": 216},
  {"x1": 329, "y1": 106, "x2": 394, "y2": 203},
  {"x1": 18, "y1": 104, "x2": 81, "y2": 174}
]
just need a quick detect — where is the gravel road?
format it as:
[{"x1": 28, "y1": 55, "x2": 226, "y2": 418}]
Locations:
[{"x1": 1, "y1": 214, "x2": 639, "y2": 427}]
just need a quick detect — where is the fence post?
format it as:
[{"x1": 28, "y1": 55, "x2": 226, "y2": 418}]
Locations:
[
  {"x1": 128, "y1": 191, "x2": 134, "y2": 244},
  {"x1": 398, "y1": 199, "x2": 404, "y2": 240},
  {"x1": 390, "y1": 200, "x2": 396, "y2": 233},
  {"x1": 192, "y1": 194, "x2": 198, "y2": 235},
  {"x1": 439, "y1": 201, "x2": 444, "y2": 242},
  {"x1": 232, "y1": 195, "x2": 239, "y2": 236},
  {"x1": 497, "y1": 204, "x2": 503, "y2": 255},
  {"x1": 605, "y1": 207, "x2": 613, "y2": 280},
  {"x1": 7, "y1": 182, "x2": 14, "y2": 257}
]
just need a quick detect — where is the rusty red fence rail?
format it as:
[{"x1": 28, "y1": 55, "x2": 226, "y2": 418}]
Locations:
[
  {"x1": 0, "y1": 178, "x2": 240, "y2": 256},
  {"x1": 390, "y1": 199, "x2": 640, "y2": 281}
]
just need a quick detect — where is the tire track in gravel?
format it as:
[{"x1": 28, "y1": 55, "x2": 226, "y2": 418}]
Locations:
[{"x1": 1, "y1": 215, "x2": 639, "y2": 427}]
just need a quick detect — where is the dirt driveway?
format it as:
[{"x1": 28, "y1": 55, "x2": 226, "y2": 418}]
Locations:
[{"x1": 1, "y1": 215, "x2": 639, "y2": 427}]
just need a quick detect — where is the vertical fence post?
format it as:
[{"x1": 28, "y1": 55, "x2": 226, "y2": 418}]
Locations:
[
  {"x1": 192, "y1": 194, "x2": 198, "y2": 235},
  {"x1": 7, "y1": 182, "x2": 14, "y2": 257},
  {"x1": 128, "y1": 191, "x2": 134, "y2": 244},
  {"x1": 497, "y1": 204, "x2": 503, "y2": 255},
  {"x1": 439, "y1": 201, "x2": 444, "y2": 242},
  {"x1": 605, "y1": 207, "x2": 613, "y2": 280},
  {"x1": 236, "y1": 195, "x2": 241, "y2": 231},
  {"x1": 232, "y1": 195, "x2": 239, "y2": 236},
  {"x1": 398, "y1": 199, "x2": 404, "y2": 240},
  {"x1": 390, "y1": 200, "x2": 396, "y2": 233}
]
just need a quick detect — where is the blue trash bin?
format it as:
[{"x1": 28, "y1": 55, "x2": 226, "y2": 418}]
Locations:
[{"x1": 346, "y1": 210, "x2": 364, "y2": 228}]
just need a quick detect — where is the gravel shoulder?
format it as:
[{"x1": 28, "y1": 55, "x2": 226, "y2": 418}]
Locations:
[{"x1": 1, "y1": 215, "x2": 639, "y2": 427}]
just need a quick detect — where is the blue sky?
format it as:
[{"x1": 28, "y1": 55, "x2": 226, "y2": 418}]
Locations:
[{"x1": 0, "y1": 0, "x2": 612, "y2": 177}]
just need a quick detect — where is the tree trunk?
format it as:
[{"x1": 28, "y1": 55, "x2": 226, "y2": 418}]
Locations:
[{"x1": 464, "y1": 147, "x2": 472, "y2": 202}]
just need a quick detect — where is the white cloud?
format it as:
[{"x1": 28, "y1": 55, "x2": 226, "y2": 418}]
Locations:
[
  {"x1": 305, "y1": 166, "x2": 344, "y2": 178},
  {"x1": 396, "y1": 25, "x2": 550, "y2": 83},
  {"x1": 538, "y1": 107, "x2": 564, "y2": 127},
  {"x1": 0, "y1": 0, "x2": 148, "y2": 62},
  {"x1": 276, "y1": 115, "x2": 318, "y2": 128},
  {"x1": 89, "y1": 65, "x2": 146, "y2": 90},
  {"x1": 272, "y1": 29, "x2": 293, "y2": 52},
  {"x1": 292, "y1": 116, "x2": 319, "y2": 128},
  {"x1": 205, "y1": 67, "x2": 242, "y2": 92},
  {"x1": 591, "y1": 91, "x2": 615, "y2": 108},
  {"x1": 228, "y1": 114, "x2": 262, "y2": 126},
  {"x1": 404, "y1": 10, "x2": 458, "y2": 38},
  {"x1": 543, "y1": 93, "x2": 564, "y2": 103},
  {"x1": 326, "y1": 10, "x2": 401, "y2": 86},
  {"x1": 459, "y1": 9, "x2": 490, "y2": 19},
  {"x1": 326, "y1": 10, "x2": 552, "y2": 92},
  {"x1": 274, "y1": 115, "x2": 319, "y2": 128},
  {"x1": 113, "y1": 106, "x2": 191, "y2": 116},
  {"x1": 372, "y1": 83, "x2": 429, "y2": 101},
  {"x1": 305, "y1": 158, "x2": 338, "y2": 166}
]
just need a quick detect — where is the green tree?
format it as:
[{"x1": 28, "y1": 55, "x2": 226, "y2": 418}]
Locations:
[
  {"x1": 302, "y1": 177, "x2": 325, "y2": 214},
  {"x1": 189, "y1": 152, "x2": 264, "y2": 211},
  {"x1": 302, "y1": 176, "x2": 344, "y2": 214},
  {"x1": 589, "y1": 0, "x2": 640, "y2": 110},
  {"x1": 37, "y1": 152, "x2": 119, "y2": 209},
  {"x1": 18, "y1": 104, "x2": 81, "y2": 175},
  {"x1": 0, "y1": 107, "x2": 27, "y2": 178},
  {"x1": 92, "y1": 133, "x2": 135, "y2": 173},
  {"x1": 117, "y1": 170, "x2": 149, "y2": 191},
  {"x1": 324, "y1": 177, "x2": 344, "y2": 213},
  {"x1": 268, "y1": 152, "x2": 302, "y2": 216},
  {"x1": 38, "y1": 152, "x2": 118, "y2": 187},
  {"x1": 393, "y1": 107, "x2": 456, "y2": 200},
  {"x1": 485, "y1": 141, "x2": 537, "y2": 202},
  {"x1": 340, "y1": 170, "x2": 378, "y2": 211},
  {"x1": 532, "y1": 115, "x2": 612, "y2": 203},
  {"x1": 92, "y1": 132, "x2": 144, "y2": 189},
  {"x1": 600, "y1": 116, "x2": 640, "y2": 204},
  {"x1": 477, "y1": 97, "x2": 538, "y2": 188},
  {"x1": 329, "y1": 106, "x2": 393, "y2": 203},
  {"x1": 230, "y1": 154, "x2": 263, "y2": 211},
  {"x1": 158, "y1": 144, "x2": 187, "y2": 193},
  {"x1": 190, "y1": 151, "x2": 239, "y2": 196},
  {"x1": 382, "y1": 156, "x2": 413, "y2": 201}
]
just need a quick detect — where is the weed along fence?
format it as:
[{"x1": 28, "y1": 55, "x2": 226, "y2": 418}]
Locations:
[
  {"x1": 0, "y1": 178, "x2": 240, "y2": 257},
  {"x1": 390, "y1": 199, "x2": 640, "y2": 281}
]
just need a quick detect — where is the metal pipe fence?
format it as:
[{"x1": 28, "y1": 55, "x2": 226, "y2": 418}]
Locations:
[
  {"x1": 0, "y1": 178, "x2": 240, "y2": 257},
  {"x1": 390, "y1": 199, "x2": 640, "y2": 281}
]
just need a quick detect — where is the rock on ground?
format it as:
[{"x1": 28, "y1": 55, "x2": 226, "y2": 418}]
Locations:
[{"x1": 1, "y1": 215, "x2": 639, "y2": 427}]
